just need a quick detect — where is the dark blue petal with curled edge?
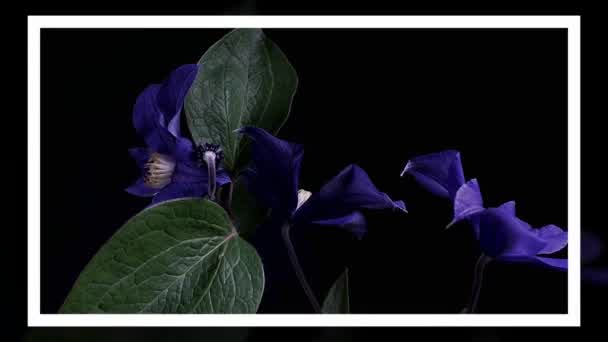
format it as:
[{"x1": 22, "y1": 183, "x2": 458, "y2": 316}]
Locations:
[
  {"x1": 171, "y1": 134, "x2": 196, "y2": 162},
  {"x1": 132, "y1": 64, "x2": 198, "y2": 154},
  {"x1": 477, "y1": 207, "x2": 549, "y2": 258},
  {"x1": 401, "y1": 150, "x2": 465, "y2": 200},
  {"x1": 475, "y1": 206, "x2": 568, "y2": 270},
  {"x1": 293, "y1": 164, "x2": 406, "y2": 237},
  {"x1": 133, "y1": 84, "x2": 170, "y2": 153},
  {"x1": 237, "y1": 126, "x2": 303, "y2": 216},
  {"x1": 309, "y1": 211, "x2": 367, "y2": 240},
  {"x1": 536, "y1": 224, "x2": 569, "y2": 255},
  {"x1": 156, "y1": 64, "x2": 199, "y2": 137},
  {"x1": 447, "y1": 178, "x2": 485, "y2": 228}
]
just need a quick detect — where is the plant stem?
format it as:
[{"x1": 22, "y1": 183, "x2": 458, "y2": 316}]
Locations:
[
  {"x1": 225, "y1": 181, "x2": 233, "y2": 215},
  {"x1": 281, "y1": 222, "x2": 321, "y2": 313},
  {"x1": 218, "y1": 182, "x2": 233, "y2": 215},
  {"x1": 463, "y1": 254, "x2": 492, "y2": 313}
]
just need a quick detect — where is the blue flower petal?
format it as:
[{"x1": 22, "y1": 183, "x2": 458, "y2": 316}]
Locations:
[
  {"x1": 125, "y1": 178, "x2": 157, "y2": 197},
  {"x1": 172, "y1": 159, "x2": 205, "y2": 183},
  {"x1": 475, "y1": 206, "x2": 568, "y2": 268},
  {"x1": 132, "y1": 64, "x2": 198, "y2": 154},
  {"x1": 401, "y1": 150, "x2": 465, "y2": 200},
  {"x1": 498, "y1": 200, "x2": 516, "y2": 216},
  {"x1": 308, "y1": 211, "x2": 367, "y2": 240},
  {"x1": 133, "y1": 84, "x2": 172, "y2": 153},
  {"x1": 293, "y1": 164, "x2": 406, "y2": 233},
  {"x1": 237, "y1": 127, "x2": 303, "y2": 216},
  {"x1": 536, "y1": 224, "x2": 568, "y2": 255},
  {"x1": 393, "y1": 200, "x2": 407, "y2": 212},
  {"x1": 447, "y1": 178, "x2": 485, "y2": 228},
  {"x1": 476, "y1": 208, "x2": 547, "y2": 259},
  {"x1": 156, "y1": 64, "x2": 198, "y2": 137},
  {"x1": 171, "y1": 133, "x2": 196, "y2": 162}
]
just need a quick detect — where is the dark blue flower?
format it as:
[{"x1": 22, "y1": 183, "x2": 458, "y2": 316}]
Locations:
[
  {"x1": 126, "y1": 64, "x2": 230, "y2": 203},
  {"x1": 402, "y1": 150, "x2": 567, "y2": 271},
  {"x1": 237, "y1": 127, "x2": 405, "y2": 239}
]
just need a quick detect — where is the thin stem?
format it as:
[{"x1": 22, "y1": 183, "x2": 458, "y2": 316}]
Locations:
[
  {"x1": 218, "y1": 181, "x2": 234, "y2": 216},
  {"x1": 463, "y1": 254, "x2": 492, "y2": 313},
  {"x1": 225, "y1": 181, "x2": 233, "y2": 214},
  {"x1": 281, "y1": 222, "x2": 322, "y2": 313}
]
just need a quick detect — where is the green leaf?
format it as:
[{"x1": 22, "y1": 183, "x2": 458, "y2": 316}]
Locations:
[
  {"x1": 322, "y1": 269, "x2": 350, "y2": 313},
  {"x1": 60, "y1": 199, "x2": 264, "y2": 313},
  {"x1": 185, "y1": 28, "x2": 298, "y2": 173},
  {"x1": 231, "y1": 177, "x2": 269, "y2": 239}
]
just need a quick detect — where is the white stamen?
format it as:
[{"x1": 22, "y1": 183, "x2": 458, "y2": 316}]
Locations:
[
  {"x1": 296, "y1": 189, "x2": 312, "y2": 210},
  {"x1": 144, "y1": 152, "x2": 176, "y2": 189},
  {"x1": 203, "y1": 151, "x2": 217, "y2": 200},
  {"x1": 203, "y1": 151, "x2": 216, "y2": 163}
]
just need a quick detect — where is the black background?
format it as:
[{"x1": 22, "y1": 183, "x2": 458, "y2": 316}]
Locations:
[{"x1": 41, "y1": 28, "x2": 570, "y2": 316}]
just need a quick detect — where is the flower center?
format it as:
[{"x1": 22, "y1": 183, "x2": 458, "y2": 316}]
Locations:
[
  {"x1": 143, "y1": 152, "x2": 176, "y2": 189},
  {"x1": 296, "y1": 189, "x2": 312, "y2": 210},
  {"x1": 195, "y1": 143, "x2": 224, "y2": 167}
]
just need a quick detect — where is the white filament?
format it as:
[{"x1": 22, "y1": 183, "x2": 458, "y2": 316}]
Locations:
[
  {"x1": 203, "y1": 151, "x2": 217, "y2": 200},
  {"x1": 144, "y1": 152, "x2": 176, "y2": 189}
]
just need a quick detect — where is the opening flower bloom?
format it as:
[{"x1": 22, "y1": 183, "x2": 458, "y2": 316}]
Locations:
[
  {"x1": 237, "y1": 126, "x2": 406, "y2": 238},
  {"x1": 126, "y1": 64, "x2": 230, "y2": 203},
  {"x1": 237, "y1": 126, "x2": 405, "y2": 313},
  {"x1": 402, "y1": 150, "x2": 567, "y2": 271},
  {"x1": 451, "y1": 180, "x2": 568, "y2": 270}
]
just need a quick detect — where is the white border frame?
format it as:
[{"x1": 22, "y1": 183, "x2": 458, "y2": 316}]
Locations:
[{"x1": 28, "y1": 15, "x2": 581, "y2": 327}]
